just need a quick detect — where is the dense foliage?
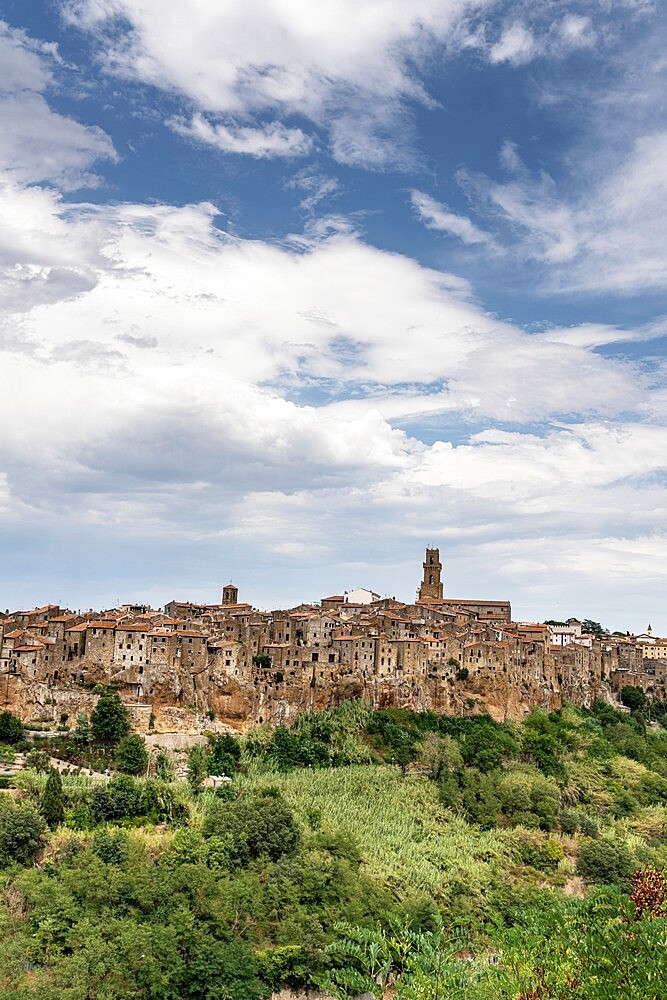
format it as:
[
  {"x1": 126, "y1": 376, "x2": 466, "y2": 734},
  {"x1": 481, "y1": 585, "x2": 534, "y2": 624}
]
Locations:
[{"x1": 0, "y1": 698, "x2": 666, "y2": 998}]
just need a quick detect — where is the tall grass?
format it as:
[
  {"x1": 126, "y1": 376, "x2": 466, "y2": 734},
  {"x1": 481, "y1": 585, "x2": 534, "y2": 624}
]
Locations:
[{"x1": 237, "y1": 764, "x2": 513, "y2": 905}]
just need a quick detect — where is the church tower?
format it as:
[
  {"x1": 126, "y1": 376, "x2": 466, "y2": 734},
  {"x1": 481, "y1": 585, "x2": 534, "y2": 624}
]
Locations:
[
  {"x1": 417, "y1": 547, "x2": 443, "y2": 601},
  {"x1": 222, "y1": 583, "x2": 239, "y2": 605}
]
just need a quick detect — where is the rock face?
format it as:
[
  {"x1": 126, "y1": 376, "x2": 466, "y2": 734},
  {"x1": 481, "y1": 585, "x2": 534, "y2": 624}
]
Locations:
[{"x1": 1, "y1": 599, "x2": 648, "y2": 732}]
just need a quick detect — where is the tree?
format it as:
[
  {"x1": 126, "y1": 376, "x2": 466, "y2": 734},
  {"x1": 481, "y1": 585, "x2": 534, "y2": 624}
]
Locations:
[
  {"x1": 581, "y1": 619, "x2": 606, "y2": 636},
  {"x1": 72, "y1": 711, "x2": 92, "y2": 744},
  {"x1": 207, "y1": 732, "x2": 241, "y2": 776},
  {"x1": 115, "y1": 734, "x2": 148, "y2": 775},
  {"x1": 41, "y1": 767, "x2": 65, "y2": 828},
  {"x1": 155, "y1": 749, "x2": 175, "y2": 781},
  {"x1": 202, "y1": 791, "x2": 300, "y2": 865},
  {"x1": 187, "y1": 744, "x2": 209, "y2": 791},
  {"x1": 90, "y1": 774, "x2": 143, "y2": 823},
  {"x1": 0, "y1": 711, "x2": 24, "y2": 744},
  {"x1": 90, "y1": 692, "x2": 130, "y2": 746},
  {"x1": 621, "y1": 685, "x2": 647, "y2": 712}
]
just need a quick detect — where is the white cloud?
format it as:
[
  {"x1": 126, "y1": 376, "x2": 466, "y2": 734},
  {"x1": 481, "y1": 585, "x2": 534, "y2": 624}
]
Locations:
[
  {"x1": 0, "y1": 184, "x2": 665, "y2": 625},
  {"x1": 489, "y1": 22, "x2": 536, "y2": 64},
  {"x1": 410, "y1": 189, "x2": 493, "y2": 245},
  {"x1": 558, "y1": 13, "x2": 595, "y2": 49},
  {"x1": 0, "y1": 21, "x2": 116, "y2": 189},
  {"x1": 169, "y1": 113, "x2": 314, "y2": 159},
  {"x1": 62, "y1": 0, "x2": 488, "y2": 168},
  {"x1": 287, "y1": 170, "x2": 342, "y2": 213},
  {"x1": 456, "y1": 127, "x2": 667, "y2": 292}
]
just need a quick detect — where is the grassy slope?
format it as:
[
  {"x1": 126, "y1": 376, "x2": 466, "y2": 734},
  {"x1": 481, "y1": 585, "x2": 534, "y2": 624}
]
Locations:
[{"x1": 238, "y1": 764, "x2": 513, "y2": 908}]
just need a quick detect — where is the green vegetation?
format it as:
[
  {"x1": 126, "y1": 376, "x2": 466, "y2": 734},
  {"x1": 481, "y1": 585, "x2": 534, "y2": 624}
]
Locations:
[
  {"x1": 115, "y1": 734, "x2": 149, "y2": 775},
  {"x1": 0, "y1": 710, "x2": 24, "y2": 743},
  {"x1": 91, "y1": 691, "x2": 131, "y2": 746},
  {"x1": 0, "y1": 699, "x2": 666, "y2": 997},
  {"x1": 40, "y1": 767, "x2": 64, "y2": 828}
]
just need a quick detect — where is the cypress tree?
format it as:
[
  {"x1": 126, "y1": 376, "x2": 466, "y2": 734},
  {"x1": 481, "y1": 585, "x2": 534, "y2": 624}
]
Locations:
[{"x1": 41, "y1": 767, "x2": 64, "y2": 829}]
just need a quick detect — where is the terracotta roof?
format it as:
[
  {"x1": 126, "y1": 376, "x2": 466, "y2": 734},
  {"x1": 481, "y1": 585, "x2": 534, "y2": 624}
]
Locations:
[{"x1": 14, "y1": 645, "x2": 44, "y2": 652}]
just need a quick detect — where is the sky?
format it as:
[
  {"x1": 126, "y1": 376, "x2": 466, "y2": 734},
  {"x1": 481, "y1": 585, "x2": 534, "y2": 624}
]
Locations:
[{"x1": 1, "y1": 1, "x2": 666, "y2": 632}]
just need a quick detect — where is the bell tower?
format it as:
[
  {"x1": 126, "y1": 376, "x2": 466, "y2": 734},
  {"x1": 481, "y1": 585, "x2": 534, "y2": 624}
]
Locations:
[
  {"x1": 222, "y1": 583, "x2": 239, "y2": 605},
  {"x1": 417, "y1": 547, "x2": 443, "y2": 601}
]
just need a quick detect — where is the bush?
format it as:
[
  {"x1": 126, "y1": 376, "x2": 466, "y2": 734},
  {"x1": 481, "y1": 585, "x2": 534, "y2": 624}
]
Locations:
[
  {"x1": 115, "y1": 734, "x2": 148, "y2": 775},
  {"x1": 24, "y1": 749, "x2": 51, "y2": 773},
  {"x1": 0, "y1": 712, "x2": 24, "y2": 744},
  {"x1": 155, "y1": 750, "x2": 175, "y2": 781},
  {"x1": 577, "y1": 838, "x2": 634, "y2": 885}
]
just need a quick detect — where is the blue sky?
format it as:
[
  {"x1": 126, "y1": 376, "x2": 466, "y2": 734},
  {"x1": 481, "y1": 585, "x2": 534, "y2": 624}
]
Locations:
[{"x1": 1, "y1": 0, "x2": 666, "y2": 632}]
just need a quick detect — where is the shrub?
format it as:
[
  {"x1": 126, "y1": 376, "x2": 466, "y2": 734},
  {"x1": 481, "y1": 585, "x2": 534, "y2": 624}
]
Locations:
[
  {"x1": 0, "y1": 712, "x2": 24, "y2": 744},
  {"x1": 24, "y1": 749, "x2": 51, "y2": 773},
  {"x1": 155, "y1": 750, "x2": 175, "y2": 781},
  {"x1": 577, "y1": 838, "x2": 634, "y2": 885},
  {"x1": 540, "y1": 838, "x2": 565, "y2": 870}
]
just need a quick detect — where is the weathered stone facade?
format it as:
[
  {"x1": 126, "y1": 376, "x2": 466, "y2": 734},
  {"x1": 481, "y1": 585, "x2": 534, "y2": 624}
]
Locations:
[{"x1": 1, "y1": 552, "x2": 660, "y2": 731}]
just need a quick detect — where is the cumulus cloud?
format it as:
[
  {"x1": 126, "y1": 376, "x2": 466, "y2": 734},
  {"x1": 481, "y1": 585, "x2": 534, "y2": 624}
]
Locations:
[
  {"x1": 0, "y1": 185, "x2": 665, "y2": 624},
  {"x1": 59, "y1": 0, "x2": 475, "y2": 166},
  {"x1": 0, "y1": 21, "x2": 116, "y2": 189}
]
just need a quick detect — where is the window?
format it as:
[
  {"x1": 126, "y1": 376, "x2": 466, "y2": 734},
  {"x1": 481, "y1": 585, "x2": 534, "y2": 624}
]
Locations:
[
  {"x1": 328, "y1": 653, "x2": 335, "y2": 663},
  {"x1": 312, "y1": 652, "x2": 319, "y2": 662}
]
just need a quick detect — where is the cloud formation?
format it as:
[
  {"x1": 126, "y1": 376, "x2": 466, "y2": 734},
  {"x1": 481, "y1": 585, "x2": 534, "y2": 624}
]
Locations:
[
  {"x1": 0, "y1": 21, "x2": 116, "y2": 189},
  {"x1": 1, "y1": 9, "x2": 666, "y2": 629}
]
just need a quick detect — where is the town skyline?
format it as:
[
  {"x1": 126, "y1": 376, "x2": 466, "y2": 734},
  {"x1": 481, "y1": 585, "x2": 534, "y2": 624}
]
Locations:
[{"x1": 1, "y1": 3, "x2": 666, "y2": 638}]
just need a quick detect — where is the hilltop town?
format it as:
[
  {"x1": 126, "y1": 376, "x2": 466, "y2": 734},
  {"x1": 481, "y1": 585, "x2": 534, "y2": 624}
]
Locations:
[{"x1": 0, "y1": 549, "x2": 662, "y2": 733}]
